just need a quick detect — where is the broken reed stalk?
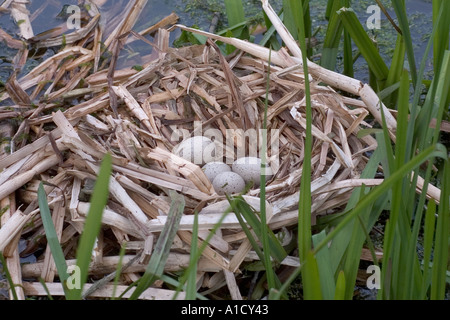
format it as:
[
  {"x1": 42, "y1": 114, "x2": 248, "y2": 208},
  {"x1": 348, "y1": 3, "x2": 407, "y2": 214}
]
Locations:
[
  {"x1": 0, "y1": 122, "x2": 25, "y2": 299},
  {"x1": 170, "y1": 23, "x2": 398, "y2": 135}
]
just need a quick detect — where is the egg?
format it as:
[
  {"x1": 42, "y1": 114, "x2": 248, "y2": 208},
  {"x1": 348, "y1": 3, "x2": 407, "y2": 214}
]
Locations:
[
  {"x1": 212, "y1": 172, "x2": 245, "y2": 195},
  {"x1": 232, "y1": 157, "x2": 271, "y2": 187},
  {"x1": 173, "y1": 136, "x2": 216, "y2": 165},
  {"x1": 202, "y1": 162, "x2": 231, "y2": 182}
]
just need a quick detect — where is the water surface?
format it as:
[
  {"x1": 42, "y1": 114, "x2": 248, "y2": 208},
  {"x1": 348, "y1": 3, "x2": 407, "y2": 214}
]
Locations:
[{"x1": 0, "y1": 1, "x2": 433, "y2": 84}]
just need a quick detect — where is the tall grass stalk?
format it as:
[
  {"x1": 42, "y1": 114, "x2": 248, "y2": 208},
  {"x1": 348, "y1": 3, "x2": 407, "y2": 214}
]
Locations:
[
  {"x1": 321, "y1": 0, "x2": 347, "y2": 71},
  {"x1": 283, "y1": 0, "x2": 312, "y2": 58},
  {"x1": 260, "y1": 47, "x2": 277, "y2": 294},
  {"x1": 391, "y1": 0, "x2": 417, "y2": 87},
  {"x1": 185, "y1": 211, "x2": 199, "y2": 300},
  {"x1": 420, "y1": 200, "x2": 436, "y2": 298},
  {"x1": 284, "y1": 0, "x2": 321, "y2": 299},
  {"x1": 337, "y1": 7, "x2": 388, "y2": 90},
  {"x1": 111, "y1": 241, "x2": 127, "y2": 300},
  {"x1": 129, "y1": 190, "x2": 184, "y2": 300},
  {"x1": 431, "y1": 159, "x2": 450, "y2": 299},
  {"x1": 66, "y1": 153, "x2": 112, "y2": 300},
  {"x1": 230, "y1": 196, "x2": 286, "y2": 264},
  {"x1": 176, "y1": 202, "x2": 244, "y2": 299},
  {"x1": 0, "y1": 254, "x2": 18, "y2": 300},
  {"x1": 37, "y1": 153, "x2": 112, "y2": 300},
  {"x1": 38, "y1": 182, "x2": 70, "y2": 297}
]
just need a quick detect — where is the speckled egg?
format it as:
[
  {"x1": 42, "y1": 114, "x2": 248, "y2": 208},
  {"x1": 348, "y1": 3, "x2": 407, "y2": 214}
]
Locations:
[
  {"x1": 232, "y1": 157, "x2": 266, "y2": 186},
  {"x1": 173, "y1": 136, "x2": 216, "y2": 165},
  {"x1": 212, "y1": 172, "x2": 245, "y2": 195},
  {"x1": 202, "y1": 162, "x2": 231, "y2": 182}
]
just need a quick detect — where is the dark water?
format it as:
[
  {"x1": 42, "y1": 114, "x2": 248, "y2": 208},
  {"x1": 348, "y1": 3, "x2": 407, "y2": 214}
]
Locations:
[{"x1": 0, "y1": 0, "x2": 433, "y2": 84}]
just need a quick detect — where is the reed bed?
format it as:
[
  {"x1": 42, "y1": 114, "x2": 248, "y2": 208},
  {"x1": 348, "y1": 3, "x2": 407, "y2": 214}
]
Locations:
[{"x1": 0, "y1": 0, "x2": 443, "y2": 300}]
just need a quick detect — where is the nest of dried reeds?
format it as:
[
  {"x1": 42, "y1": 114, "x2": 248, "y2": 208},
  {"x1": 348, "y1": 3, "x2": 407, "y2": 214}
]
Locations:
[{"x1": 0, "y1": 0, "x2": 441, "y2": 300}]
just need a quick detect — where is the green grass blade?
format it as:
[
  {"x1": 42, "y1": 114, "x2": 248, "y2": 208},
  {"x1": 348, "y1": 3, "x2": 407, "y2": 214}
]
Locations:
[
  {"x1": 231, "y1": 201, "x2": 265, "y2": 262},
  {"x1": 381, "y1": 77, "x2": 429, "y2": 299},
  {"x1": 289, "y1": 0, "x2": 317, "y2": 300},
  {"x1": 302, "y1": 251, "x2": 323, "y2": 300},
  {"x1": 284, "y1": 0, "x2": 312, "y2": 57},
  {"x1": 259, "y1": 24, "x2": 282, "y2": 50},
  {"x1": 398, "y1": 218, "x2": 422, "y2": 299},
  {"x1": 380, "y1": 53, "x2": 450, "y2": 298},
  {"x1": 231, "y1": 201, "x2": 281, "y2": 297},
  {"x1": 260, "y1": 47, "x2": 277, "y2": 292},
  {"x1": 358, "y1": 216, "x2": 379, "y2": 267},
  {"x1": 224, "y1": 0, "x2": 248, "y2": 41},
  {"x1": 334, "y1": 271, "x2": 346, "y2": 300},
  {"x1": 343, "y1": 29, "x2": 354, "y2": 78},
  {"x1": 391, "y1": 68, "x2": 410, "y2": 218},
  {"x1": 430, "y1": 51, "x2": 450, "y2": 299},
  {"x1": 321, "y1": 0, "x2": 345, "y2": 70},
  {"x1": 314, "y1": 143, "x2": 447, "y2": 256},
  {"x1": 379, "y1": 102, "x2": 395, "y2": 178},
  {"x1": 286, "y1": 0, "x2": 313, "y2": 265},
  {"x1": 260, "y1": 10, "x2": 282, "y2": 50},
  {"x1": 389, "y1": 68, "x2": 410, "y2": 241},
  {"x1": 160, "y1": 275, "x2": 207, "y2": 300},
  {"x1": 409, "y1": 50, "x2": 450, "y2": 256},
  {"x1": 228, "y1": 195, "x2": 288, "y2": 298},
  {"x1": 433, "y1": 0, "x2": 450, "y2": 74},
  {"x1": 421, "y1": 199, "x2": 436, "y2": 298},
  {"x1": 384, "y1": 35, "x2": 405, "y2": 106},
  {"x1": 282, "y1": 0, "x2": 299, "y2": 40},
  {"x1": 302, "y1": 0, "x2": 312, "y2": 57},
  {"x1": 378, "y1": 82, "x2": 401, "y2": 101},
  {"x1": 430, "y1": 159, "x2": 450, "y2": 299},
  {"x1": 405, "y1": 6, "x2": 444, "y2": 160},
  {"x1": 414, "y1": 51, "x2": 450, "y2": 300},
  {"x1": 0, "y1": 254, "x2": 18, "y2": 300},
  {"x1": 176, "y1": 203, "x2": 237, "y2": 298},
  {"x1": 341, "y1": 185, "x2": 387, "y2": 299},
  {"x1": 324, "y1": 144, "x2": 383, "y2": 272},
  {"x1": 379, "y1": 218, "x2": 392, "y2": 299},
  {"x1": 338, "y1": 7, "x2": 389, "y2": 86},
  {"x1": 391, "y1": 0, "x2": 417, "y2": 87},
  {"x1": 111, "y1": 241, "x2": 127, "y2": 300},
  {"x1": 234, "y1": 196, "x2": 287, "y2": 263},
  {"x1": 356, "y1": 215, "x2": 379, "y2": 268},
  {"x1": 66, "y1": 153, "x2": 112, "y2": 300},
  {"x1": 37, "y1": 182, "x2": 70, "y2": 297},
  {"x1": 269, "y1": 266, "x2": 302, "y2": 300},
  {"x1": 185, "y1": 211, "x2": 199, "y2": 300},
  {"x1": 224, "y1": 0, "x2": 245, "y2": 28},
  {"x1": 38, "y1": 277, "x2": 54, "y2": 300},
  {"x1": 430, "y1": 51, "x2": 450, "y2": 145},
  {"x1": 130, "y1": 190, "x2": 185, "y2": 300},
  {"x1": 312, "y1": 230, "x2": 335, "y2": 299},
  {"x1": 325, "y1": 0, "x2": 334, "y2": 19}
]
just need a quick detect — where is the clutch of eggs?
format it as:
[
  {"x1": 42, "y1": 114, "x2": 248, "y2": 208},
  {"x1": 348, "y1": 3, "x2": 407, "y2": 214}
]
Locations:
[{"x1": 202, "y1": 157, "x2": 272, "y2": 195}]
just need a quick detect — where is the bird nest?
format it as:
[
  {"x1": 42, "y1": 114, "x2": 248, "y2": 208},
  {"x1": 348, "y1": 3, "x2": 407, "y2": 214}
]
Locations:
[{"x1": 0, "y1": 1, "x2": 439, "y2": 300}]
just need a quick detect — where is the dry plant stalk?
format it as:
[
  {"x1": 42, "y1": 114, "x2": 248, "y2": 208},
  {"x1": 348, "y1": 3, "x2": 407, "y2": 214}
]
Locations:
[
  {"x1": 10, "y1": 0, "x2": 33, "y2": 39},
  {"x1": 22, "y1": 282, "x2": 186, "y2": 300}
]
